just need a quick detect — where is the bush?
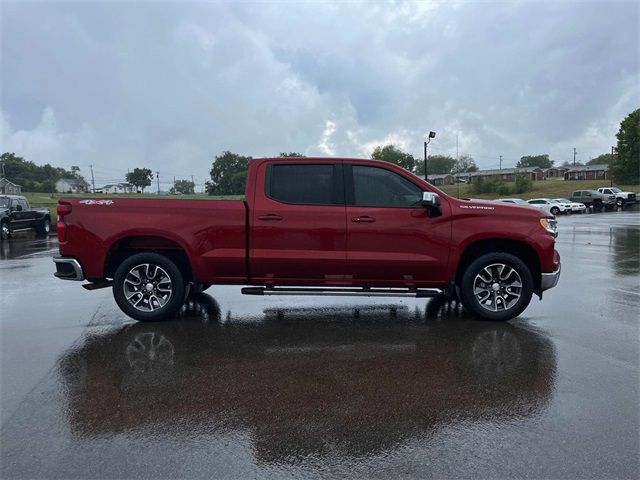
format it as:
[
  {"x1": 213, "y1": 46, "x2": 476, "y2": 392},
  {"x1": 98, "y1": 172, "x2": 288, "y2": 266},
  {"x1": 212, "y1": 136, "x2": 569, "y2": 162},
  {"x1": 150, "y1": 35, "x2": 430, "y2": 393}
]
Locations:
[
  {"x1": 472, "y1": 175, "x2": 511, "y2": 195},
  {"x1": 497, "y1": 183, "x2": 512, "y2": 196},
  {"x1": 514, "y1": 174, "x2": 533, "y2": 194}
]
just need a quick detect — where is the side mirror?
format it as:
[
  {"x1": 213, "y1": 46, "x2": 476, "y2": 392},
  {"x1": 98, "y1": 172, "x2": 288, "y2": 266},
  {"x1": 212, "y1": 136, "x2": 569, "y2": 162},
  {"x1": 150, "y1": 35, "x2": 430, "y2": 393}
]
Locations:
[
  {"x1": 421, "y1": 191, "x2": 440, "y2": 208},
  {"x1": 15, "y1": 204, "x2": 23, "y2": 212}
]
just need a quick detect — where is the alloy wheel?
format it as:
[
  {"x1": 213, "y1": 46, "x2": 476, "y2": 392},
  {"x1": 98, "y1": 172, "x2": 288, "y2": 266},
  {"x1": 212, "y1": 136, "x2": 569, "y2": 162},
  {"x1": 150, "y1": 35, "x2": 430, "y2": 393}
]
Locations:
[
  {"x1": 123, "y1": 263, "x2": 173, "y2": 312},
  {"x1": 473, "y1": 263, "x2": 523, "y2": 312}
]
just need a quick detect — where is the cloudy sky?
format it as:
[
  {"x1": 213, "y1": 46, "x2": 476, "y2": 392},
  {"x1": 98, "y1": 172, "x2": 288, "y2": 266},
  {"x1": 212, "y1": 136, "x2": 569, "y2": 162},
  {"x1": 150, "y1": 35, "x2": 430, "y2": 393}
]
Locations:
[{"x1": 1, "y1": 0, "x2": 638, "y2": 191}]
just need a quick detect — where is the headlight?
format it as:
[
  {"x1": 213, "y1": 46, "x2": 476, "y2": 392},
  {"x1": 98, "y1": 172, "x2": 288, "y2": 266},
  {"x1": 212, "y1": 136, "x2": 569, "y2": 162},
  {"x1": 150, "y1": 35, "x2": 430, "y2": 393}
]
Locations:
[{"x1": 540, "y1": 218, "x2": 558, "y2": 237}]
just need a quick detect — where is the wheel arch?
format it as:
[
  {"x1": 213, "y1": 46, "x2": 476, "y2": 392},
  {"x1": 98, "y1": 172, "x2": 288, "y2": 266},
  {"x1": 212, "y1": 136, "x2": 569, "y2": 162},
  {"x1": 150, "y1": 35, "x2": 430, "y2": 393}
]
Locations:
[
  {"x1": 104, "y1": 235, "x2": 194, "y2": 282},
  {"x1": 455, "y1": 239, "x2": 541, "y2": 291}
]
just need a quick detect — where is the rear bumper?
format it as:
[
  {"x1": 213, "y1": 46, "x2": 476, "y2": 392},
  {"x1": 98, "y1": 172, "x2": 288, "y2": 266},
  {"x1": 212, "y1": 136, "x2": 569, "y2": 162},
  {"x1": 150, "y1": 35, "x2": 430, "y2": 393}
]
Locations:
[
  {"x1": 540, "y1": 265, "x2": 561, "y2": 291},
  {"x1": 53, "y1": 256, "x2": 85, "y2": 281}
]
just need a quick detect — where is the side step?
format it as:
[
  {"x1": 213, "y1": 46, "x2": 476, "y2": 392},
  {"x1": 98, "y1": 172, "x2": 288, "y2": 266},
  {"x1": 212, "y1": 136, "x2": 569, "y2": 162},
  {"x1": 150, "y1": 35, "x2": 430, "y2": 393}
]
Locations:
[
  {"x1": 82, "y1": 280, "x2": 113, "y2": 291},
  {"x1": 241, "y1": 286, "x2": 442, "y2": 298}
]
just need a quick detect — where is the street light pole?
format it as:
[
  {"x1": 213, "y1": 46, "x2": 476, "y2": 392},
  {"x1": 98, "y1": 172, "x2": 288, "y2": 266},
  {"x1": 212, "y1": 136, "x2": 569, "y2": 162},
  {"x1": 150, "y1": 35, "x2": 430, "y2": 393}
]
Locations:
[{"x1": 424, "y1": 131, "x2": 436, "y2": 181}]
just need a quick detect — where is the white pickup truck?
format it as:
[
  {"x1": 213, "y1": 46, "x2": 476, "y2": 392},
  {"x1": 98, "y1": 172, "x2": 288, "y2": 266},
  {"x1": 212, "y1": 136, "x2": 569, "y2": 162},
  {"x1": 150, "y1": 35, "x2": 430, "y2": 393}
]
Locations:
[{"x1": 596, "y1": 188, "x2": 637, "y2": 207}]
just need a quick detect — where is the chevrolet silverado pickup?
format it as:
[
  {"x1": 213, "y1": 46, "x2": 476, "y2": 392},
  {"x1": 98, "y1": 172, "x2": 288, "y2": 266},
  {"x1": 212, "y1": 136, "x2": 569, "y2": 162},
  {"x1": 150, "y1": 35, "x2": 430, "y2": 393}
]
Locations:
[
  {"x1": 53, "y1": 157, "x2": 561, "y2": 322},
  {"x1": 1, "y1": 195, "x2": 52, "y2": 240}
]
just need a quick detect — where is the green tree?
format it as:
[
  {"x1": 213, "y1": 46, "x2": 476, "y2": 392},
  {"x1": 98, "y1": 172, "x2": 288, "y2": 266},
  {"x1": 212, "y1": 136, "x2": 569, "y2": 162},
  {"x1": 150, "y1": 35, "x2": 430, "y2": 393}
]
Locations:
[
  {"x1": 1, "y1": 152, "x2": 71, "y2": 192},
  {"x1": 206, "y1": 151, "x2": 250, "y2": 195},
  {"x1": 614, "y1": 108, "x2": 639, "y2": 184},
  {"x1": 371, "y1": 145, "x2": 416, "y2": 172},
  {"x1": 586, "y1": 153, "x2": 614, "y2": 165},
  {"x1": 171, "y1": 179, "x2": 195, "y2": 195},
  {"x1": 454, "y1": 154, "x2": 478, "y2": 172},
  {"x1": 415, "y1": 154, "x2": 455, "y2": 175},
  {"x1": 279, "y1": 152, "x2": 305, "y2": 157},
  {"x1": 516, "y1": 154, "x2": 553, "y2": 169},
  {"x1": 126, "y1": 167, "x2": 153, "y2": 193}
]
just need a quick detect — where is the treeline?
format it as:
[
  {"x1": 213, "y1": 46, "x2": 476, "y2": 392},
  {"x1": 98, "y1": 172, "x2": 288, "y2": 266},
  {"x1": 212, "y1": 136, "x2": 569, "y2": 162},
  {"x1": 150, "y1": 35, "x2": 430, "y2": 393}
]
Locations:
[
  {"x1": 0, "y1": 152, "x2": 80, "y2": 192},
  {"x1": 204, "y1": 147, "x2": 479, "y2": 196}
]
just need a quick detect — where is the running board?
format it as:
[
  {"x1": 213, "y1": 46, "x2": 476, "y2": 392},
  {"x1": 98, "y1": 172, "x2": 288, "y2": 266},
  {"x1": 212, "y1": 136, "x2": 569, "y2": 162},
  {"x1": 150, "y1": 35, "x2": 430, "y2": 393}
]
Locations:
[
  {"x1": 82, "y1": 280, "x2": 113, "y2": 290},
  {"x1": 241, "y1": 287, "x2": 442, "y2": 298}
]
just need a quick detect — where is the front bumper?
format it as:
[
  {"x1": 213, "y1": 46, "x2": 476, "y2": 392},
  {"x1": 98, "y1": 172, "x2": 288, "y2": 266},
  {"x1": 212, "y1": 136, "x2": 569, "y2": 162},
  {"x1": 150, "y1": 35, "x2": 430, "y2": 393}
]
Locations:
[
  {"x1": 53, "y1": 256, "x2": 84, "y2": 281},
  {"x1": 540, "y1": 265, "x2": 561, "y2": 291}
]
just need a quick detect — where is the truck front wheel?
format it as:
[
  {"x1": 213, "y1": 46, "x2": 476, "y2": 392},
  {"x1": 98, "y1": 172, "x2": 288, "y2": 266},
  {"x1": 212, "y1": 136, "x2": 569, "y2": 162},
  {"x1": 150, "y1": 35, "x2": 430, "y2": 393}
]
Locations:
[
  {"x1": 113, "y1": 252, "x2": 186, "y2": 322},
  {"x1": 459, "y1": 253, "x2": 533, "y2": 321}
]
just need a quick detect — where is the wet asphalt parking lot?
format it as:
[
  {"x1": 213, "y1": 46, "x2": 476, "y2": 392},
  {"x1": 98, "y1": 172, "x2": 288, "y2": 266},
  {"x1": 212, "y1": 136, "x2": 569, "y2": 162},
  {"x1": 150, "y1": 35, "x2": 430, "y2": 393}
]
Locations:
[{"x1": 1, "y1": 210, "x2": 639, "y2": 479}]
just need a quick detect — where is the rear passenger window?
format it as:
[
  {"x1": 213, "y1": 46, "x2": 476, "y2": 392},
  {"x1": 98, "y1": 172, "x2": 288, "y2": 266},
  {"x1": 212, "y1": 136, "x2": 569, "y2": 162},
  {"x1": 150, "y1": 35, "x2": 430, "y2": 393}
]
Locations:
[{"x1": 267, "y1": 164, "x2": 343, "y2": 205}]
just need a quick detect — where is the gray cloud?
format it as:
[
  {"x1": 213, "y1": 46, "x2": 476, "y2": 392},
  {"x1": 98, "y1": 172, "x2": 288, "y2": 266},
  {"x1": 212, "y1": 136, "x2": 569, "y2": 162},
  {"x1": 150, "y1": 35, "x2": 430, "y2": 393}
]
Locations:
[{"x1": 1, "y1": 0, "x2": 638, "y2": 190}]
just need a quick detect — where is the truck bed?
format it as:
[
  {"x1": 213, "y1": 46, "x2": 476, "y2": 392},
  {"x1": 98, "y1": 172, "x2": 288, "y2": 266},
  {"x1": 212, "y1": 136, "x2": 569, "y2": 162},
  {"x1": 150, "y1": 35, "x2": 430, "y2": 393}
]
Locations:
[{"x1": 58, "y1": 197, "x2": 248, "y2": 283}]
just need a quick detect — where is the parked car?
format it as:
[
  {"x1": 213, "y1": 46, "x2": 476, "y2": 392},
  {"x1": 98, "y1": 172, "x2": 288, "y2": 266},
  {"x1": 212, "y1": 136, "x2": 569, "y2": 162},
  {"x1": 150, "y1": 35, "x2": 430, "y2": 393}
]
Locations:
[
  {"x1": 570, "y1": 190, "x2": 616, "y2": 212},
  {"x1": 0, "y1": 195, "x2": 52, "y2": 240},
  {"x1": 54, "y1": 157, "x2": 561, "y2": 322},
  {"x1": 527, "y1": 198, "x2": 568, "y2": 216},
  {"x1": 495, "y1": 198, "x2": 531, "y2": 206},
  {"x1": 552, "y1": 198, "x2": 587, "y2": 214},
  {"x1": 596, "y1": 187, "x2": 637, "y2": 207}
]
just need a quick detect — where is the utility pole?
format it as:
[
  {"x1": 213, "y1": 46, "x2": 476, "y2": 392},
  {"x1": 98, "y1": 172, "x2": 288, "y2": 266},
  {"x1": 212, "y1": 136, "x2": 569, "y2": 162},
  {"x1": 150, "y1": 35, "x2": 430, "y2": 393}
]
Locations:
[
  {"x1": 611, "y1": 146, "x2": 617, "y2": 187},
  {"x1": 573, "y1": 148, "x2": 577, "y2": 166},
  {"x1": 500, "y1": 155, "x2": 503, "y2": 171},
  {"x1": 156, "y1": 171, "x2": 160, "y2": 195},
  {"x1": 89, "y1": 164, "x2": 95, "y2": 193}
]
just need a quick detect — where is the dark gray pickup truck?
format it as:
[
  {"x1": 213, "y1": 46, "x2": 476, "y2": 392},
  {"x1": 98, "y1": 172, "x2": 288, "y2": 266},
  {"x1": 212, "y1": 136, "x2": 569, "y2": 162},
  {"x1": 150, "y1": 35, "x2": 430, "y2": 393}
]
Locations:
[{"x1": 0, "y1": 195, "x2": 51, "y2": 240}]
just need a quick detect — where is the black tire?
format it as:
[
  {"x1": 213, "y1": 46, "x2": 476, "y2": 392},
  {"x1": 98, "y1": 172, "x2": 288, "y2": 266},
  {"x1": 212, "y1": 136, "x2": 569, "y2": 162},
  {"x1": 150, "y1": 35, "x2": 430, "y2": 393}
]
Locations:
[
  {"x1": 1, "y1": 221, "x2": 9, "y2": 241},
  {"x1": 593, "y1": 201, "x2": 603, "y2": 212},
  {"x1": 459, "y1": 252, "x2": 534, "y2": 322},
  {"x1": 113, "y1": 252, "x2": 186, "y2": 322},
  {"x1": 36, "y1": 217, "x2": 51, "y2": 235},
  {"x1": 616, "y1": 198, "x2": 624, "y2": 207},
  {"x1": 550, "y1": 207, "x2": 560, "y2": 216}
]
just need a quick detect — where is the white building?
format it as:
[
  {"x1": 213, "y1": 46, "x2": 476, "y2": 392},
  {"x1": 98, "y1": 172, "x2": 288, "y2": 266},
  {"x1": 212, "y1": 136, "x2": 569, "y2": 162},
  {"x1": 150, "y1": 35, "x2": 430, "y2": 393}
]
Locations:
[
  {"x1": 56, "y1": 178, "x2": 90, "y2": 193},
  {"x1": 95, "y1": 182, "x2": 135, "y2": 194},
  {"x1": 0, "y1": 178, "x2": 22, "y2": 194}
]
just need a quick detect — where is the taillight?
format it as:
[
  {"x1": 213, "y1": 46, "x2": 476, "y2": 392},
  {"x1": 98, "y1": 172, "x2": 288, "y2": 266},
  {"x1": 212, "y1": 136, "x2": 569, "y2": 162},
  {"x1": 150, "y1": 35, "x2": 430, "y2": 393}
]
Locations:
[{"x1": 57, "y1": 202, "x2": 72, "y2": 242}]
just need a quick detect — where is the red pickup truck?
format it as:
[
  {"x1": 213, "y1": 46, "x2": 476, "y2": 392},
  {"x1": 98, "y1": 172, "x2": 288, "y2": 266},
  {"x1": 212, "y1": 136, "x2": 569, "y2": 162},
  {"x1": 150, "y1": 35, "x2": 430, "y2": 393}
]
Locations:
[{"x1": 54, "y1": 157, "x2": 560, "y2": 322}]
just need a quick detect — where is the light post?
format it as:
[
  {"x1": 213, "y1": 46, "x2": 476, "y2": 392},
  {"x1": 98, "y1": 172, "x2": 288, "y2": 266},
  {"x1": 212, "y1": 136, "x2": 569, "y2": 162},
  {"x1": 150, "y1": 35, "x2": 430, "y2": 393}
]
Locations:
[
  {"x1": 610, "y1": 146, "x2": 617, "y2": 187},
  {"x1": 424, "y1": 131, "x2": 436, "y2": 181}
]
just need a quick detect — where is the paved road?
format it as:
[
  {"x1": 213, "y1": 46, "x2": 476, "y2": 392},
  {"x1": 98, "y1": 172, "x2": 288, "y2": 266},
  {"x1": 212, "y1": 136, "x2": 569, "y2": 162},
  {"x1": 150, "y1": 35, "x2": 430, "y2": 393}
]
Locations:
[{"x1": 1, "y1": 212, "x2": 638, "y2": 479}]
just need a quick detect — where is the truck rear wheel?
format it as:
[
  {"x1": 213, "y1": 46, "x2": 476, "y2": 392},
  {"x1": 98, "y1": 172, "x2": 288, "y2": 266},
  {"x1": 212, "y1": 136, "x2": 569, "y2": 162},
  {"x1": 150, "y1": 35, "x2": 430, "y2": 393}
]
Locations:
[
  {"x1": 459, "y1": 253, "x2": 533, "y2": 321},
  {"x1": 113, "y1": 252, "x2": 186, "y2": 322}
]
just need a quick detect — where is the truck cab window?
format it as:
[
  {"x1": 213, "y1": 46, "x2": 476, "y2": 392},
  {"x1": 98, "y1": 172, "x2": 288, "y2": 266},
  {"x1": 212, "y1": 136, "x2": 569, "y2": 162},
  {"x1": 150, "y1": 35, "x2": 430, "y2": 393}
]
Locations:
[
  {"x1": 351, "y1": 166, "x2": 422, "y2": 207},
  {"x1": 267, "y1": 164, "x2": 343, "y2": 205}
]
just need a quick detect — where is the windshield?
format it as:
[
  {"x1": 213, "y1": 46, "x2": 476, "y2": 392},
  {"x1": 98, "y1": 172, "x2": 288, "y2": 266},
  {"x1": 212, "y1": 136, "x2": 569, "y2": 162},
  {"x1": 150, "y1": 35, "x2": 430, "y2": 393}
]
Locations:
[
  {"x1": 0, "y1": 197, "x2": 9, "y2": 209},
  {"x1": 554, "y1": 198, "x2": 570, "y2": 203},
  {"x1": 610, "y1": 188, "x2": 621, "y2": 193}
]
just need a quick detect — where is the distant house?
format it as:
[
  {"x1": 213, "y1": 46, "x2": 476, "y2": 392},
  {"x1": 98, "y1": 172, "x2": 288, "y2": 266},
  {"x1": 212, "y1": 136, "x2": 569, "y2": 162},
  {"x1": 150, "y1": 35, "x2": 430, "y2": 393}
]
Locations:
[
  {"x1": 95, "y1": 182, "x2": 135, "y2": 194},
  {"x1": 0, "y1": 178, "x2": 22, "y2": 195},
  {"x1": 564, "y1": 164, "x2": 609, "y2": 181},
  {"x1": 427, "y1": 174, "x2": 455, "y2": 186},
  {"x1": 464, "y1": 167, "x2": 544, "y2": 183},
  {"x1": 56, "y1": 178, "x2": 90, "y2": 193},
  {"x1": 543, "y1": 167, "x2": 569, "y2": 179}
]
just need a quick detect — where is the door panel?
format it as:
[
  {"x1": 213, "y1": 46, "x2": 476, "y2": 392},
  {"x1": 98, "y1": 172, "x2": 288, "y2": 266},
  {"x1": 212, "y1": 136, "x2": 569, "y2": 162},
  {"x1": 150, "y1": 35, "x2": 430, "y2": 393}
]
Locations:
[
  {"x1": 250, "y1": 162, "x2": 347, "y2": 285},
  {"x1": 345, "y1": 165, "x2": 451, "y2": 287}
]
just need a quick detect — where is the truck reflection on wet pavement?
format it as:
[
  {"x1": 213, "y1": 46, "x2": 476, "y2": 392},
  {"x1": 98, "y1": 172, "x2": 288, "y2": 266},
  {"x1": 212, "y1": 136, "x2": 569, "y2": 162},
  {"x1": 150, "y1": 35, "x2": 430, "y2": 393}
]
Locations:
[{"x1": 59, "y1": 296, "x2": 556, "y2": 465}]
